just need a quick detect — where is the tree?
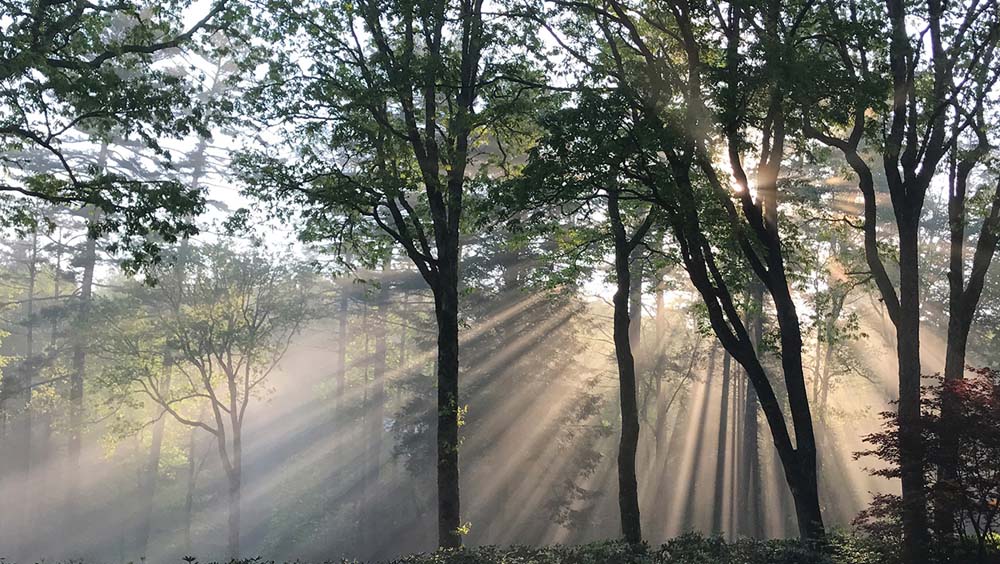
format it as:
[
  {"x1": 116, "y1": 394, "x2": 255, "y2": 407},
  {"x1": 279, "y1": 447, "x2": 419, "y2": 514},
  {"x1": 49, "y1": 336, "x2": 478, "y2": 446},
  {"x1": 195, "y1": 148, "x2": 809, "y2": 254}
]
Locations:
[
  {"x1": 97, "y1": 243, "x2": 311, "y2": 559},
  {"x1": 857, "y1": 369, "x2": 1000, "y2": 562},
  {"x1": 0, "y1": 0, "x2": 231, "y2": 268},
  {"x1": 797, "y1": 1, "x2": 1000, "y2": 556},
  {"x1": 712, "y1": 350, "x2": 731, "y2": 535},
  {"x1": 541, "y1": 0, "x2": 826, "y2": 541},
  {"x1": 510, "y1": 90, "x2": 658, "y2": 543},
  {"x1": 235, "y1": 0, "x2": 543, "y2": 547}
]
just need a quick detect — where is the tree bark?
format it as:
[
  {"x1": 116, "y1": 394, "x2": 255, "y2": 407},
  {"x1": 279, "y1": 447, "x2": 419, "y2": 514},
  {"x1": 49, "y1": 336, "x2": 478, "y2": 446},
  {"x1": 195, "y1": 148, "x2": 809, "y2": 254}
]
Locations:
[
  {"x1": 183, "y1": 425, "x2": 198, "y2": 555},
  {"x1": 67, "y1": 226, "x2": 97, "y2": 520},
  {"x1": 938, "y1": 167, "x2": 1000, "y2": 535},
  {"x1": 227, "y1": 468, "x2": 241, "y2": 560},
  {"x1": 628, "y1": 248, "x2": 643, "y2": 350},
  {"x1": 897, "y1": 215, "x2": 929, "y2": 560},
  {"x1": 336, "y1": 284, "x2": 349, "y2": 417},
  {"x1": 740, "y1": 286, "x2": 763, "y2": 537},
  {"x1": 138, "y1": 363, "x2": 171, "y2": 557},
  {"x1": 434, "y1": 262, "x2": 462, "y2": 549},
  {"x1": 364, "y1": 273, "x2": 388, "y2": 552},
  {"x1": 712, "y1": 351, "x2": 731, "y2": 534},
  {"x1": 608, "y1": 189, "x2": 650, "y2": 545}
]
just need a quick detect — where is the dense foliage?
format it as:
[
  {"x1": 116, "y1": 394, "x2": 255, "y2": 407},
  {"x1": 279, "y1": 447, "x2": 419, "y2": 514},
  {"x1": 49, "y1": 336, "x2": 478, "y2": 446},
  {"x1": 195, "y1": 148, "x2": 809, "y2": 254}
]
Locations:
[
  {"x1": 2, "y1": 0, "x2": 1000, "y2": 562},
  {"x1": 856, "y1": 369, "x2": 1000, "y2": 561},
  {"x1": 184, "y1": 534, "x2": 897, "y2": 564}
]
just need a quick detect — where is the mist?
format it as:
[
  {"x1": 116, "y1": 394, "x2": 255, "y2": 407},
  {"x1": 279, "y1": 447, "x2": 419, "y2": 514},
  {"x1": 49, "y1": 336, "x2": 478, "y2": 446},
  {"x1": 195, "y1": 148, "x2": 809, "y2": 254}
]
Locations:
[
  {"x1": 0, "y1": 238, "x2": 916, "y2": 562},
  {"x1": 4, "y1": 0, "x2": 1000, "y2": 562}
]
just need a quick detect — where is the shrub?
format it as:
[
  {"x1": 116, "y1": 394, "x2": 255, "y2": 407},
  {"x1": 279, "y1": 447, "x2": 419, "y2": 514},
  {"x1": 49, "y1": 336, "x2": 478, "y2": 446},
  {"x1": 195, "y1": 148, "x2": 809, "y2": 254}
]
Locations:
[
  {"x1": 184, "y1": 533, "x2": 891, "y2": 564},
  {"x1": 855, "y1": 368, "x2": 1000, "y2": 563}
]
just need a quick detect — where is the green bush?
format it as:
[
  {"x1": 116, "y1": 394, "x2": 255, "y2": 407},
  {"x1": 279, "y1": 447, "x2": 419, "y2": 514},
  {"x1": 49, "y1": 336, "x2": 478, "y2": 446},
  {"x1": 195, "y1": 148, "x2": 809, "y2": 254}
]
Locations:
[{"x1": 187, "y1": 533, "x2": 895, "y2": 564}]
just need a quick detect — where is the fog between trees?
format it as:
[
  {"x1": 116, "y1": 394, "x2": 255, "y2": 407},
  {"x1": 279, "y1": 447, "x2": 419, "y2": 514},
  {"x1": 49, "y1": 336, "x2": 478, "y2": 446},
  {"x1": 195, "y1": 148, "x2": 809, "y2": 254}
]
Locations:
[{"x1": 2, "y1": 0, "x2": 1000, "y2": 562}]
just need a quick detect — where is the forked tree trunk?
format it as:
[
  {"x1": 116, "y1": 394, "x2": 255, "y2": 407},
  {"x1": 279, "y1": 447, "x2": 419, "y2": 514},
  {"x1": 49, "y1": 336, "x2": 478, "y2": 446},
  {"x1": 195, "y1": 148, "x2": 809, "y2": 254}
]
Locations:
[{"x1": 938, "y1": 172, "x2": 1000, "y2": 537}]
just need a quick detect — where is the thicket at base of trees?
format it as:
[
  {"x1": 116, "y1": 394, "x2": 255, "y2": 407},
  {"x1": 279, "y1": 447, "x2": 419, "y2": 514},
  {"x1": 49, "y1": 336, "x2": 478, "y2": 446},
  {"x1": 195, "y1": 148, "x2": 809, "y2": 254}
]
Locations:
[
  {"x1": 178, "y1": 534, "x2": 901, "y2": 564},
  {"x1": 856, "y1": 368, "x2": 1000, "y2": 563}
]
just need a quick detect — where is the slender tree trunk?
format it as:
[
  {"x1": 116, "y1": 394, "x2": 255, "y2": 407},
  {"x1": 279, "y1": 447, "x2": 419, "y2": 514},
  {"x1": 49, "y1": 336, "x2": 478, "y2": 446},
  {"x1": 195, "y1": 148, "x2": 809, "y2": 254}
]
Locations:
[
  {"x1": 609, "y1": 192, "x2": 644, "y2": 545},
  {"x1": 224, "y1": 420, "x2": 243, "y2": 561},
  {"x1": 138, "y1": 363, "x2": 171, "y2": 557},
  {"x1": 9, "y1": 231, "x2": 40, "y2": 559},
  {"x1": 819, "y1": 339, "x2": 834, "y2": 422},
  {"x1": 364, "y1": 273, "x2": 388, "y2": 553},
  {"x1": 897, "y1": 216, "x2": 929, "y2": 561},
  {"x1": 434, "y1": 255, "x2": 462, "y2": 549},
  {"x1": 712, "y1": 352, "x2": 731, "y2": 534},
  {"x1": 938, "y1": 174, "x2": 1000, "y2": 537},
  {"x1": 741, "y1": 286, "x2": 762, "y2": 537},
  {"x1": 681, "y1": 349, "x2": 716, "y2": 528},
  {"x1": 67, "y1": 225, "x2": 97, "y2": 521},
  {"x1": 184, "y1": 425, "x2": 198, "y2": 555},
  {"x1": 336, "y1": 285, "x2": 349, "y2": 417},
  {"x1": 812, "y1": 307, "x2": 822, "y2": 407},
  {"x1": 729, "y1": 371, "x2": 742, "y2": 540},
  {"x1": 628, "y1": 249, "x2": 643, "y2": 351},
  {"x1": 227, "y1": 468, "x2": 241, "y2": 560}
]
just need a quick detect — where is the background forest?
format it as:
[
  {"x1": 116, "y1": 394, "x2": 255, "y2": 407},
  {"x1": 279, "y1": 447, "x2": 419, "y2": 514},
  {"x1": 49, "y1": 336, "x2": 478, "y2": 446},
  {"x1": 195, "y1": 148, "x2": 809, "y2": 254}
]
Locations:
[{"x1": 2, "y1": 0, "x2": 1000, "y2": 563}]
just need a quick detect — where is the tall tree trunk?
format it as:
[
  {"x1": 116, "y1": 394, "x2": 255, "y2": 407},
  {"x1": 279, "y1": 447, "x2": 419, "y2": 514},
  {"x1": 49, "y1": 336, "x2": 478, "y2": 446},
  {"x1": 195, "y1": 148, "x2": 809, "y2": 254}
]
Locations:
[
  {"x1": 225, "y1": 421, "x2": 243, "y2": 560},
  {"x1": 628, "y1": 249, "x2": 643, "y2": 350},
  {"x1": 712, "y1": 351, "x2": 731, "y2": 534},
  {"x1": 681, "y1": 348, "x2": 716, "y2": 528},
  {"x1": 729, "y1": 370, "x2": 742, "y2": 540},
  {"x1": 608, "y1": 190, "x2": 647, "y2": 545},
  {"x1": 812, "y1": 299, "x2": 822, "y2": 408},
  {"x1": 897, "y1": 216, "x2": 929, "y2": 560},
  {"x1": 434, "y1": 255, "x2": 462, "y2": 549},
  {"x1": 183, "y1": 425, "x2": 198, "y2": 555},
  {"x1": 741, "y1": 286, "x2": 763, "y2": 538},
  {"x1": 938, "y1": 169, "x2": 1000, "y2": 536},
  {"x1": 67, "y1": 223, "x2": 97, "y2": 522},
  {"x1": 137, "y1": 362, "x2": 171, "y2": 557},
  {"x1": 364, "y1": 272, "x2": 388, "y2": 553},
  {"x1": 227, "y1": 468, "x2": 241, "y2": 560},
  {"x1": 336, "y1": 284, "x2": 349, "y2": 417}
]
